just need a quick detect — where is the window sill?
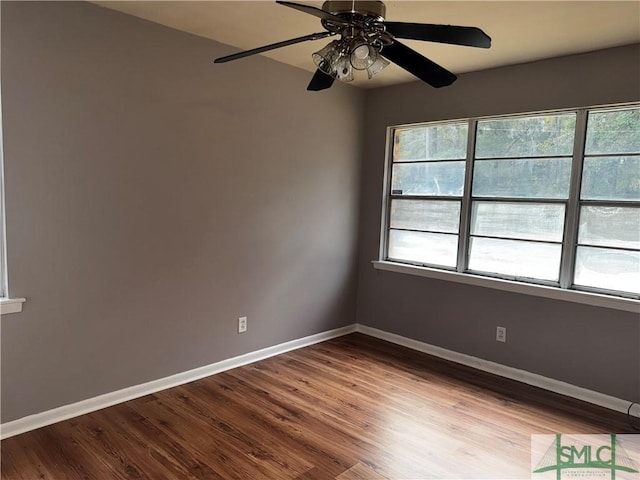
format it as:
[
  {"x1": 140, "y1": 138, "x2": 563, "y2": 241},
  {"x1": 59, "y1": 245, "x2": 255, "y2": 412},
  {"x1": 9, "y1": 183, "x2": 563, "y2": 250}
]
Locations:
[
  {"x1": 0, "y1": 297, "x2": 26, "y2": 315},
  {"x1": 372, "y1": 261, "x2": 640, "y2": 314}
]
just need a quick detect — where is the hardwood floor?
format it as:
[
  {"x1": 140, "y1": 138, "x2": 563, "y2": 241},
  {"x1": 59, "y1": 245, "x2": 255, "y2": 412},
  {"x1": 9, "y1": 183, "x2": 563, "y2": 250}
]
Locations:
[{"x1": 1, "y1": 333, "x2": 635, "y2": 479}]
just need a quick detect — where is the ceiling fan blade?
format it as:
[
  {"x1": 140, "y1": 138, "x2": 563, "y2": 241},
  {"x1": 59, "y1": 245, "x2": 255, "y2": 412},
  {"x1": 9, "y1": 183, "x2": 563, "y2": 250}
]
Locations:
[
  {"x1": 307, "y1": 69, "x2": 335, "y2": 91},
  {"x1": 381, "y1": 41, "x2": 457, "y2": 88},
  {"x1": 276, "y1": 1, "x2": 348, "y2": 23},
  {"x1": 214, "y1": 32, "x2": 332, "y2": 63},
  {"x1": 385, "y1": 22, "x2": 491, "y2": 48}
]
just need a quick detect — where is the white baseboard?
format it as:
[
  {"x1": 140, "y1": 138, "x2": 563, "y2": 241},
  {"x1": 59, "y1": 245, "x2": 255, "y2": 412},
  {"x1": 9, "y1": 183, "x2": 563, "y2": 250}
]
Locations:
[
  {"x1": 0, "y1": 324, "x2": 357, "y2": 440},
  {"x1": 2, "y1": 323, "x2": 635, "y2": 440},
  {"x1": 355, "y1": 324, "x2": 638, "y2": 418}
]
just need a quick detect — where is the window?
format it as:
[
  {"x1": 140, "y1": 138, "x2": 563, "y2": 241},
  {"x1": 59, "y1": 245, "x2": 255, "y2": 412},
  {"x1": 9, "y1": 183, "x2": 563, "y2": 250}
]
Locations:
[
  {"x1": 574, "y1": 108, "x2": 640, "y2": 295},
  {"x1": 0, "y1": 86, "x2": 25, "y2": 314},
  {"x1": 388, "y1": 122, "x2": 467, "y2": 268},
  {"x1": 382, "y1": 105, "x2": 640, "y2": 300}
]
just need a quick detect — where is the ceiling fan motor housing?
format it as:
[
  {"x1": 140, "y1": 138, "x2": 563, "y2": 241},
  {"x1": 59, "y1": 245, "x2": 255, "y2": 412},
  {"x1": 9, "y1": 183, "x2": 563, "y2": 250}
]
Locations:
[{"x1": 322, "y1": 1, "x2": 386, "y2": 21}]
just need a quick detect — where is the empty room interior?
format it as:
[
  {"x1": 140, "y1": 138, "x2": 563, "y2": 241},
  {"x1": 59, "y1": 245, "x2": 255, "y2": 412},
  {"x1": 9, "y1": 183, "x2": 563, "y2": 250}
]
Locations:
[{"x1": 1, "y1": 1, "x2": 639, "y2": 478}]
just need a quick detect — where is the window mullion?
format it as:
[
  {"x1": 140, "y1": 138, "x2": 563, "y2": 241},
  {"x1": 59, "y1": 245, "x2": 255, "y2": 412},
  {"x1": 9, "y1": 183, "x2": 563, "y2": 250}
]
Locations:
[
  {"x1": 457, "y1": 119, "x2": 477, "y2": 273},
  {"x1": 559, "y1": 110, "x2": 588, "y2": 289}
]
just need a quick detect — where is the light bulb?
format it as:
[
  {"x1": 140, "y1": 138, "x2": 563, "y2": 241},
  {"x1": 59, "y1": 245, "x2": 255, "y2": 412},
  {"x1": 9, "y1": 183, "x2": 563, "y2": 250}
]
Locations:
[
  {"x1": 353, "y1": 44, "x2": 371, "y2": 60},
  {"x1": 350, "y1": 42, "x2": 377, "y2": 70}
]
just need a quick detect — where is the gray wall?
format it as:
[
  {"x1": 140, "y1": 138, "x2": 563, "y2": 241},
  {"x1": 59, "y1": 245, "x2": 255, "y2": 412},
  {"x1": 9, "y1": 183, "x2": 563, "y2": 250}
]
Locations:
[
  {"x1": 356, "y1": 45, "x2": 640, "y2": 402},
  {"x1": 1, "y1": 1, "x2": 363, "y2": 422}
]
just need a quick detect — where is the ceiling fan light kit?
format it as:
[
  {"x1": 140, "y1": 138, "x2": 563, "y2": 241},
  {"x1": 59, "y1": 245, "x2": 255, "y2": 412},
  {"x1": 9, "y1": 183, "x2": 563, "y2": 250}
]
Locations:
[
  {"x1": 312, "y1": 37, "x2": 386, "y2": 81},
  {"x1": 214, "y1": 0, "x2": 491, "y2": 91}
]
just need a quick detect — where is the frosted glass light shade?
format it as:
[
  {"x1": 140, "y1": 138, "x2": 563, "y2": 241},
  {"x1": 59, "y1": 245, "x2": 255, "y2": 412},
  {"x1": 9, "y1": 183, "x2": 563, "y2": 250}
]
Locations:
[
  {"x1": 367, "y1": 54, "x2": 390, "y2": 79},
  {"x1": 312, "y1": 41, "x2": 340, "y2": 76},
  {"x1": 350, "y1": 42, "x2": 377, "y2": 70}
]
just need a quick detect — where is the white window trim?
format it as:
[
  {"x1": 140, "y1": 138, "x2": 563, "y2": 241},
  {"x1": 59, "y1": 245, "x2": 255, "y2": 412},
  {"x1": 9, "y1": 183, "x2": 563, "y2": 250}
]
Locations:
[
  {"x1": 372, "y1": 260, "x2": 640, "y2": 313},
  {"x1": 377, "y1": 103, "x2": 640, "y2": 313},
  {"x1": 0, "y1": 83, "x2": 6, "y2": 299},
  {"x1": 0, "y1": 297, "x2": 25, "y2": 315},
  {"x1": 0, "y1": 81, "x2": 25, "y2": 315}
]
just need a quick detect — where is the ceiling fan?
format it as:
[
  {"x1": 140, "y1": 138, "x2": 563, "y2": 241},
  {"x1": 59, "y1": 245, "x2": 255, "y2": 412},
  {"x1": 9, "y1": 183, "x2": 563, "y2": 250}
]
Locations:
[{"x1": 214, "y1": 0, "x2": 491, "y2": 91}]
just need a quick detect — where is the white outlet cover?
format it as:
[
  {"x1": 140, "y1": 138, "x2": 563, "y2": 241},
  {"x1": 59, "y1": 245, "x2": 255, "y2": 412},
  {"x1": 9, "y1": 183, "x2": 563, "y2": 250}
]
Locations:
[{"x1": 238, "y1": 316, "x2": 247, "y2": 333}]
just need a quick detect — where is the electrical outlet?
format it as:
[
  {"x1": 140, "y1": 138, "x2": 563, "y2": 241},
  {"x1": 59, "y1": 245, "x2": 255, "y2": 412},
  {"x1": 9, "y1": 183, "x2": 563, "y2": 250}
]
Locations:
[
  {"x1": 238, "y1": 316, "x2": 247, "y2": 334},
  {"x1": 496, "y1": 326, "x2": 506, "y2": 343}
]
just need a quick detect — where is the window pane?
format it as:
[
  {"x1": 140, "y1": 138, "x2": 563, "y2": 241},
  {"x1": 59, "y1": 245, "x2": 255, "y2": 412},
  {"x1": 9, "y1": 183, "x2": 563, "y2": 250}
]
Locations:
[
  {"x1": 468, "y1": 237, "x2": 561, "y2": 281},
  {"x1": 585, "y1": 108, "x2": 640, "y2": 155},
  {"x1": 574, "y1": 246, "x2": 640, "y2": 294},
  {"x1": 580, "y1": 156, "x2": 640, "y2": 201},
  {"x1": 476, "y1": 114, "x2": 576, "y2": 158},
  {"x1": 472, "y1": 158, "x2": 572, "y2": 199},
  {"x1": 390, "y1": 200, "x2": 460, "y2": 233},
  {"x1": 394, "y1": 123, "x2": 468, "y2": 161},
  {"x1": 391, "y1": 161, "x2": 465, "y2": 196},
  {"x1": 471, "y1": 202, "x2": 565, "y2": 242},
  {"x1": 388, "y1": 230, "x2": 458, "y2": 267},
  {"x1": 578, "y1": 206, "x2": 640, "y2": 249}
]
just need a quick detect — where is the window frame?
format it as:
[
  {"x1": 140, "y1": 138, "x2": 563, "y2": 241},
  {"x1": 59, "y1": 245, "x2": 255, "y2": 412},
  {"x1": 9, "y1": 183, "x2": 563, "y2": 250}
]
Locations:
[
  {"x1": 379, "y1": 103, "x2": 640, "y2": 307},
  {"x1": 0, "y1": 87, "x2": 7, "y2": 299},
  {"x1": 467, "y1": 112, "x2": 577, "y2": 285},
  {"x1": 385, "y1": 119, "x2": 468, "y2": 271},
  {"x1": 0, "y1": 85, "x2": 25, "y2": 315}
]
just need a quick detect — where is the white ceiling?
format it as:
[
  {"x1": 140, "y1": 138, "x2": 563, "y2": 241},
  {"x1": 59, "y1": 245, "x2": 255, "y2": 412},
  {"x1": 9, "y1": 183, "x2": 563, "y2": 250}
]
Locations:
[{"x1": 93, "y1": 1, "x2": 640, "y2": 88}]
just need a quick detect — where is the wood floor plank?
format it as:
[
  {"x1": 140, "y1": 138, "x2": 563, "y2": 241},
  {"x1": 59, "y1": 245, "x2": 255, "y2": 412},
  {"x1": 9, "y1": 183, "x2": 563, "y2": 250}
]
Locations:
[
  {"x1": 90, "y1": 403, "x2": 223, "y2": 479},
  {"x1": 238, "y1": 357, "x2": 457, "y2": 477},
  {"x1": 292, "y1": 467, "x2": 336, "y2": 480},
  {"x1": 336, "y1": 462, "x2": 389, "y2": 480},
  {"x1": 187, "y1": 376, "x2": 355, "y2": 477},
  {"x1": 2, "y1": 333, "x2": 635, "y2": 480},
  {"x1": 147, "y1": 387, "x2": 313, "y2": 479}
]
